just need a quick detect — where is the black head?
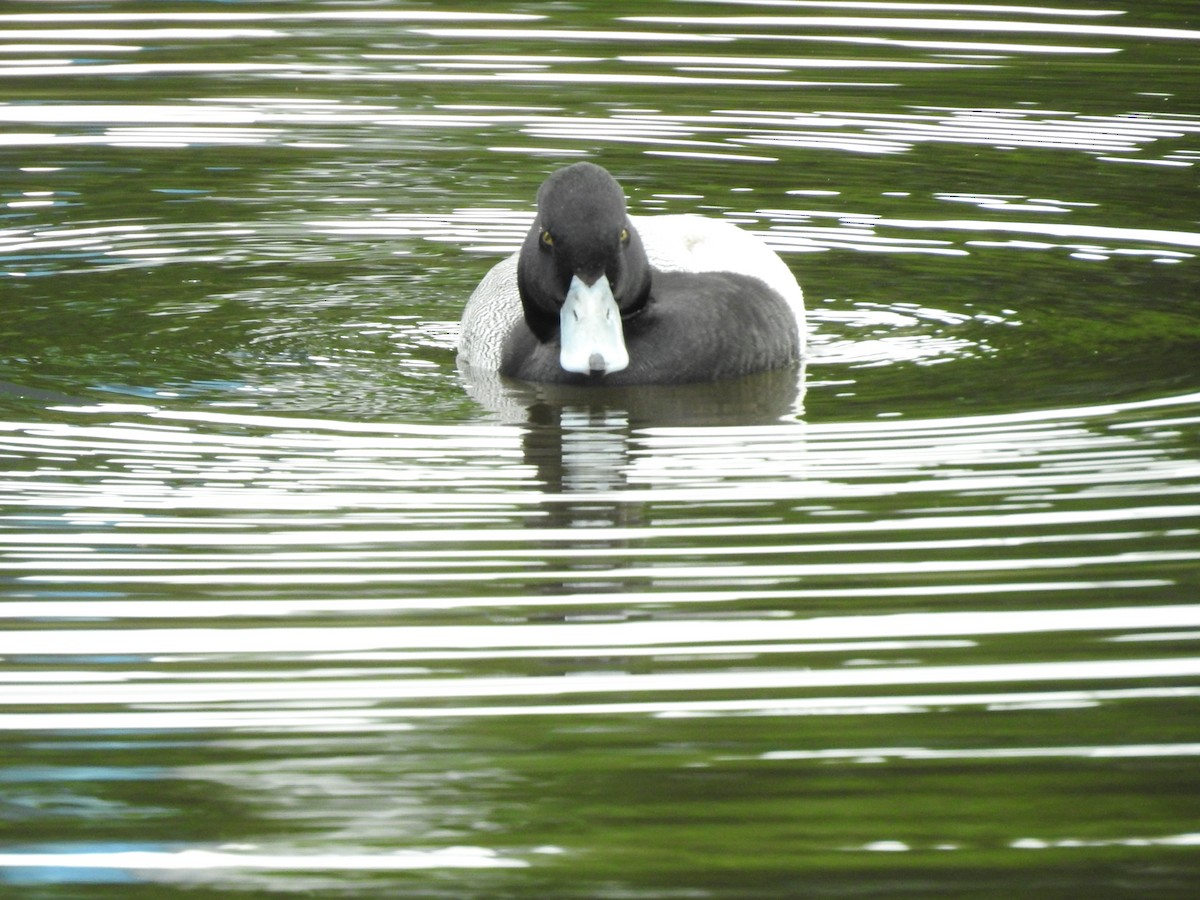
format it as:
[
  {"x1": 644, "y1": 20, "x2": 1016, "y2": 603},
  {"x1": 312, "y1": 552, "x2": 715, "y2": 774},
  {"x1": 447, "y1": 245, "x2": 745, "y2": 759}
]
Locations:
[{"x1": 516, "y1": 162, "x2": 652, "y2": 344}]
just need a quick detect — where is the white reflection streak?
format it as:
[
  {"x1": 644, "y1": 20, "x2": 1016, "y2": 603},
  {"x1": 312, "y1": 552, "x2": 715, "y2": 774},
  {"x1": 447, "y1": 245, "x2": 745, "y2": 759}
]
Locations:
[
  {"x1": 761, "y1": 743, "x2": 1200, "y2": 762},
  {"x1": 1012, "y1": 833, "x2": 1200, "y2": 850},
  {"x1": 621, "y1": 54, "x2": 984, "y2": 69},
  {"x1": 0, "y1": 530, "x2": 1166, "y2": 572},
  {"x1": 678, "y1": 3, "x2": 1124, "y2": 17},
  {"x1": 0, "y1": 106, "x2": 264, "y2": 123},
  {"x1": 0, "y1": 640, "x2": 974, "y2": 665},
  {"x1": 2, "y1": 505, "x2": 1197, "y2": 545},
  {"x1": 3, "y1": 605, "x2": 1197, "y2": 655},
  {"x1": 412, "y1": 28, "x2": 734, "y2": 44},
  {"x1": 0, "y1": 847, "x2": 528, "y2": 871},
  {"x1": 0, "y1": 582, "x2": 1169, "y2": 620},
  {"x1": 2, "y1": 660, "x2": 1199, "y2": 707},
  {"x1": 624, "y1": 15, "x2": 1200, "y2": 41},
  {"x1": 155, "y1": 385, "x2": 1200, "y2": 430},
  {"x1": 0, "y1": 29, "x2": 281, "y2": 39},
  {"x1": 18, "y1": 549, "x2": 1198, "y2": 584},
  {"x1": 0, "y1": 12, "x2": 544, "y2": 23},
  {"x1": 488, "y1": 72, "x2": 836, "y2": 88},
  {"x1": 873, "y1": 217, "x2": 1200, "y2": 248},
  {"x1": 800, "y1": 36, "x2": 1119, "y2": 53},
  {"x1": 0, "y1": 43, "x2": 139, "y2": 53},
  {"x1": 0, "y1": 63, "x2": 359, "y2": 77},
  {"x1": 1, "y1": 687, "x2": 1198, "y2": 731}
]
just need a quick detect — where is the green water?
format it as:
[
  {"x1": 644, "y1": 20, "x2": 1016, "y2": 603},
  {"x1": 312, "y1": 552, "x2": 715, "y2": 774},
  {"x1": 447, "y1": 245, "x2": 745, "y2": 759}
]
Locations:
[{"x1": 1, "y1": 1, "x2": 1199, "y2": 897}]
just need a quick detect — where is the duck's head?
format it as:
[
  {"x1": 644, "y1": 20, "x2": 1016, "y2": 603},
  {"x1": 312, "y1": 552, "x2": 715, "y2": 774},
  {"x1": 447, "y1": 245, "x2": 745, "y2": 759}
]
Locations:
[{"x1": 516, "y1": 162, "x2": 651, "y2": 377}]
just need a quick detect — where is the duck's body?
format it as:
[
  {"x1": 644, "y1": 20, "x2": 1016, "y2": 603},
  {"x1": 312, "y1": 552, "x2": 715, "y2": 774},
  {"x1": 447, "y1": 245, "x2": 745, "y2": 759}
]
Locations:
[{"x1": 458, "y1": 164, "x2": 804, "y2": 385}]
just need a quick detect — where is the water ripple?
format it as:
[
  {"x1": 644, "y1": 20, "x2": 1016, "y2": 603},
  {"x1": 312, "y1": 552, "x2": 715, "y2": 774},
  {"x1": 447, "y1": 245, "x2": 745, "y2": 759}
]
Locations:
[
  {"x1": 625, "y1": 13, "x2": 1200, "y2": 42},
  {"x1": 1, "y1": 5, "x2": 1198, "y2": 892}
]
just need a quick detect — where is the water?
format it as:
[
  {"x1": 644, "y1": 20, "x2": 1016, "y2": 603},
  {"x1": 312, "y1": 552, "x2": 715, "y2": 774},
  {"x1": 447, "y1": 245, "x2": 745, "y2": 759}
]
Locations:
[{"x1": 1, "y1": 1, "x2": 1199, "y2": 896}]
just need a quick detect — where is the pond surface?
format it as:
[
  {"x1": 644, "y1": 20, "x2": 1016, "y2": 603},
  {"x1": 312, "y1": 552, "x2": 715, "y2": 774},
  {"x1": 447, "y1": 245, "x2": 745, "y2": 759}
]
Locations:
[{"x1": 1, "y1": 1, "x2": 1199, "y2": 897}]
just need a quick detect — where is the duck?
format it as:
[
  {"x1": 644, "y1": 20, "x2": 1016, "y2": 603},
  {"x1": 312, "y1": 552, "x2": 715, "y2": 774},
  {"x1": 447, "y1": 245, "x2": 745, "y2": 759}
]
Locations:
[{"x1": 458, "y1": 162, "x2": 804, "y2": 385}]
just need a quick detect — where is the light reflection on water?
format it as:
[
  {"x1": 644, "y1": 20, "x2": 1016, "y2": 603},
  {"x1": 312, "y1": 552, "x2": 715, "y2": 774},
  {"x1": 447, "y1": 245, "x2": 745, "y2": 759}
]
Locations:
[
  {"x1": 0, "y1": 846, "x2": 532, "y2": 871},
  {"x1": 2, "y1": 393, "x2": 1197, "y2": 732},
  {"x1": 2, "y1": 104, "x2": 1197, "y2": 161},
  {"x1": 625, "y1": 12, "x2": 1200, "y2": 42},
  {"x1": 1, "y1": 0, "x2": 1199, "y2": 895}
]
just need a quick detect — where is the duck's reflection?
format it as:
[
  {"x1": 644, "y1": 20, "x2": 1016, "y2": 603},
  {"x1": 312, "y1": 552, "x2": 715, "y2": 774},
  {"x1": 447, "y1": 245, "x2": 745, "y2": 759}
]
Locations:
[
  {"x1": 461, "y1": 361, "x2": 804, "y2": 429},
  {"x1": 467, "y1": 364, "x2": 805, "y2": 602},
  {"x1": 524, "y1": 402, "x2": 632, "y2": 500},
  {"x1": 461, "y1": 361, "x2": 805, "y2": 532}
]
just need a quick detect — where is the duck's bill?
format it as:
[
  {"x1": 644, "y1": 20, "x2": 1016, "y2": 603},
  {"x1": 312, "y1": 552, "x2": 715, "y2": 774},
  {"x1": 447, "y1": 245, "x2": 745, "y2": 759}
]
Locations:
[{"x1": 559, "y1": 275, "x2": 629, "y2": 376}]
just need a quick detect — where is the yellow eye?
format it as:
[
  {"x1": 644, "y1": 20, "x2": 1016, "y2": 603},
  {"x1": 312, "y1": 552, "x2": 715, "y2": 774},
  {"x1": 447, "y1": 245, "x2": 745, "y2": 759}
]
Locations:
[
  {"x1": 541, "y1": 230, "x2": 554, "y2": 247},
  {"x1": 619, "y1": 227, "x2": 629, "y2": 243}
]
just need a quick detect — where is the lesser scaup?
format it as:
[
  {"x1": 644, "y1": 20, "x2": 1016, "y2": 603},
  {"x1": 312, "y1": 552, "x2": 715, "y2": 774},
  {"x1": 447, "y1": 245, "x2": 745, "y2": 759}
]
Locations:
[{"x1": 458, "y1": 162, "x2": 804, "y2": 385}]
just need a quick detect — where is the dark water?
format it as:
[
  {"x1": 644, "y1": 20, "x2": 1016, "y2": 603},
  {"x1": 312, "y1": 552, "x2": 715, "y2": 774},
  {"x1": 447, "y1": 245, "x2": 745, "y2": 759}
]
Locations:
[{"x1": 1, "y1": 2, "x2": 1199, "y2": 897}]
